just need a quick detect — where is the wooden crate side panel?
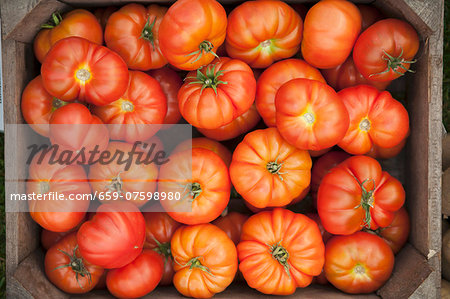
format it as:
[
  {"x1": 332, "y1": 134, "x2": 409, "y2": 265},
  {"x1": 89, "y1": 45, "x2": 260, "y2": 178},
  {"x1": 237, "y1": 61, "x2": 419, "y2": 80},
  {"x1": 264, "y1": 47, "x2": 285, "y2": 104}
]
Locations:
[
  {"x1": 1, "y1": 0, "x2": 71, "y2": 43},
  {"x1": 3, "y1": 39, "x2": 41, "y2": 276}
]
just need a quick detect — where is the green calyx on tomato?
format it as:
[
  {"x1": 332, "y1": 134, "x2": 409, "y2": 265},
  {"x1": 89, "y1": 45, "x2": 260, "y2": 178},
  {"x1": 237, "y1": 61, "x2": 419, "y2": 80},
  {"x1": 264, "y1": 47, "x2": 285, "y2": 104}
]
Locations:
[
  {"x1": 106, "y1": 173, "x2": 124, "y2": 194},
  {"x1": 39, "y1": 181, "x2": 50, "y2": 193},
  {"x1": 41, "y1": 12, "x2": 63, "y2": 29},
  {"x1": 152, "y1": 237, "x2": 172, "y2": 261},
  {"x1": 51, "y1": 97, "x2": 69, "y2": 112},
  {"x1": 352, "y1": 175, "x2": 376, "y2": 228},
  {"x1": 188, "y1": 182, "x2": 202, "y2": 201},
  {"x1": 187, "y1": 63, "x2": 227, "y2": 95},
  {"x1": 186, "y1": 40, "x2": 219, "y2": 64},
  {"x1": 268, "y1": 241, "x2": 290, "y2": 277},
  {"x1": 370, "y1": 48, "x2": 417, "y2": 77},
  {"x1": 353, "y1": 264, "x2": 366, "y2": 275},
  {"x1": 266, "y1": 155, "x2": 286, "y2": 181},
  {"x1": 175, "y1": 256, "x2": 214, "y2": 276},
  {"x1": 140, "y1": 17, "x2": 157, "y2": 48},
  {"x1": 54, "y1": 245, "x2": 92, "y2": 289}
]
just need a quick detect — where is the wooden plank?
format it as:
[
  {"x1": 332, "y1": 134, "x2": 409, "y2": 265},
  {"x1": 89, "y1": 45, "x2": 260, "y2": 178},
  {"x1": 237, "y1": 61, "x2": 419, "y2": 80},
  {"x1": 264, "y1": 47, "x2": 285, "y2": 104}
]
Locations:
[
  {"x1": 1, "y1": 0, "x2": 71, "y2": 43},
  {"x1": 377, "y1": 244, "x2": 433, "y2": 298},
  {"x1": 13, "y1": 249, "x2": 69, "y2": 299},
  {"x1": 6, "y1": 276, "x2": 33, "y2": 299},
  {"x1": 443, "y1": 168, "x2": 450, "y2": 216},
  {"x1": 3, "y1": 39, "x2": 41, "y2": 276}
]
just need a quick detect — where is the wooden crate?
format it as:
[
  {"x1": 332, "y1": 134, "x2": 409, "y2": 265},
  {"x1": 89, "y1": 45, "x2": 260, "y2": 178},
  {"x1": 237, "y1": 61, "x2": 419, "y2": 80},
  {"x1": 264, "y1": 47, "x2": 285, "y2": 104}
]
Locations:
[{"x1": 1, "y1": 0, "x2": 443, "y2": 298}]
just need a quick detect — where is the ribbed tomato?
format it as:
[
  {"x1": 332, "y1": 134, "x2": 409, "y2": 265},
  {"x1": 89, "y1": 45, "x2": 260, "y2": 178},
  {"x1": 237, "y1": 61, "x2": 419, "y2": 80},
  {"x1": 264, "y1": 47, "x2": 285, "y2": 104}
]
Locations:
[
  {"x1": 159, "y1": 0, "x2": 227, "y2": 70},
  {"x1": 92, "y1": 71, "x2": 167, "y2": 143},
  {"x1": 178, "y1": 57, "x2": 256, "y2": 129},
  {"x1": 21, "y1": 75, "x2": 71, "y2": 137},
  {"x1": 197, "y1": 104, "x2": 260, "y2": 141},
  {"x1": 45, "y1": 233, "x2": 104, "y2": 294},
  {"x1": 41, "y1": 37, "x2": 129, "y2": 106},
  {"x1": 366, "y1": 137, "x2": 407, "y2": 160},
  {"x1": 275, "y1": 78, "x2": 349, "y2": 151},
  {"x1": 230, "y1": 128, "x2": 311, "y2": 208},
  {"x1": 158, "y1": 148, "x2": 230, "y2": 225},
  {"x1": 34, "y1": 9, "x2": 102, "y2": 63},
  {"x1": 27, "y1": 149, "x2": 91, "y2": 232},
  {"x1": 238, "y1": 208, "x2": 324, "y2": 295},
  {"x1": 105, "y1": 4, "x2": 167, "y2": 70},
  {"x1": 256, "y1": 59, "x2": 325, "y2": 127},
  {"x1": 77, "y1": 202, "x2": 146, "y2": 269},
  {"x1": 226, "y1": 0, "x2": 303, "y2": 68},
  {"x1": 324, "y1": 232, "x2": 394, "y2": 293},
  {"x1": 317, "y1": 156, "x2": 405, "y2": 235},
  {"x1": 301, "y1": 0, "x2": 361, "y2": 69},
  {"x1": 143, "y1": 212, "x2": 181, "y2": 285},
  {"x1": 337, "y1": 85, "x2": 409, "y2": 155},
  {"x1": 171, "y1": 224, "x2": 238, "y2": 298},
  {"x1": 88, "y1": 142, "x2": 159, "y2": 207}
]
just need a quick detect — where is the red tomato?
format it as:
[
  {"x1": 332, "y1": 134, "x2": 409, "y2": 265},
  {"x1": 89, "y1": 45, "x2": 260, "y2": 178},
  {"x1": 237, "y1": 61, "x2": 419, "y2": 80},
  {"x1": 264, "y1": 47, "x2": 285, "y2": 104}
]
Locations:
[
  {"x1": 41, "y1": 37, "x2": 129, "y2": 106},
  {"x1": 310, "y1": 151, "x2": 351, "y2": 207},
  {"x1": 317, "y1": 156, "x2": 405, "y2": 235},
  {"x1": 21, "y1": 75, "x2": 71, "y2": 137},
  {"x1": 230, "y1": 128, "x2": 311, "y2": 208},
  {"x1": 197, "y1": 104, "x2": 261, "y2": 141},
  {"x1": 159, "y1": 0, "x2": 227, "y2": 70},
  {"x1": 256, "y1": 59, "x2": 326, "y2": 127},
  {"x1": 371, "y1": 207, "x2": 410, "y2": 254},
  {"x1": 147, "y1": 67, "x2": 183, "y2": 128},
  {"x1": 88, "y1": 142, "x2": 158, "y2": 207},
  {"x1": 143, "y1": 212, "x2": 181, "y2": 285},
  {"x1": 366, "y1": 137, "x2": 407, "y2": 160},
  {"x1": 324, "y1": 232, "x2": 394, "y2": 293},
  {"x1": 353, "y1": 19, "x2": 419, "y2": 81},
  {"x1": 275, "y1": 78, "x2": 349, "y2": 151},
  {"x1": 94, "y1": 6, "x2": 117, "y2": 30},
  {"x1": 357, "y1": 4, "x2": 383, "y2": 31},
  {"x1": 105, "y1": 4, "x2": 167, "y2": 70},
  {"x1": 77, "y1": 202, "x2": 146, "y2": 269},
  {"x1": 301, "y1": 0, "x2": 361, "y2": 69},
  {"x1": 172, "y1": 137, "x2": 232, "y2": 167},
  {"x1": 226, "y1": 1, "x2": 303, "y2": 68},
  {"x1": 45, "y1": 233, "x2": 104, "y2": 294},
  {"x1": 106, "y1": 250, "x2": 164, "y2": 298},
  {"x1": 337, "y1": 85, "x2": 409, "y2": 155},
  {"x1": 27, "y1": 150, "x2": 90, "y2": 232},
  {"x1": 158, "y1": 148, "x2": 230, "y2": 225},
  {"x1": 212, "y1": 211, "x2": 248, "y2": 245},
  {"x1": 238, "y1": 208, "x2": 324, "y2": 295},
  {"x1": 34, "y1": 9, "x2": 102, "y2": 63},
  {"x1": 309, "y1": 147, "x2": 331, "y2": 157},
  {"x1": 41, "y1": 215, "x2": 86, "y2": 250},
  {"x1": 321, "y1": 56, "x2": 391, "y2": 91},
  {"x1": 171, "y1": 224, "x2": 238, "y2": 298},
  {"x1": 49, "y1": 103, "x2": 109, "y2": 159},
  {"x1": 178, "y1": 57, "x2": 256, "y2": 129},
  {"x1": 92, "y1": 71, "x2": 167, "y2": 143}
]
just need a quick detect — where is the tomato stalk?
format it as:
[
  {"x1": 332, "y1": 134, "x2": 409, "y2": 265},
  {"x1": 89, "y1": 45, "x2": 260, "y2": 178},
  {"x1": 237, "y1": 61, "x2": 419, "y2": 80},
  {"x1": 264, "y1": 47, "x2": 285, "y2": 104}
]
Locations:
[
  {"x1": 140, "y1": 17, "x2": 157, "y2": 48},
  {"x1": 185, "y1": 40, "x2": 219, "y2": 64},
  {"x1": 174, "y1": 256, "x2": 215, "y2": 276},
  {"x1": 39, "y1": 181, "x2": 50, "y2": 194},
  {"x1": 369, "y1": 48, "x2": 417, "y2": 77},
  {"x1": 266, "y1": 155, "x2": 287, "y2": 181},
  {"x1": 152, "y1": 237, "x2": 172, "y2": 267},
  {"x1": 53, "y1": 245, "x2": 92, "y2": 289},
  {"x1": 179, "y1": 182, "x2": 202, "y2": 201},
  {"x1": 359, "y1": 118, "x2": 371, "y2": 132},
  {"x1": 187, "y1": 64, "x2": 227, "y2": 95},
  {"x1": 51, "y1": 97, "x2": 69, "y2": 112},
  {"x1": 268, "y1": 241, "x2": 291, "y2": 278},
  {"x1": 106, "y1": 173, "x2": 124, "y2": 196},
  {"x1": 352, "y1": 175, "x2": 376, "y2": 228},
  {"x1": 41, "y1": 12, "x2": 63, "y2": 29}
]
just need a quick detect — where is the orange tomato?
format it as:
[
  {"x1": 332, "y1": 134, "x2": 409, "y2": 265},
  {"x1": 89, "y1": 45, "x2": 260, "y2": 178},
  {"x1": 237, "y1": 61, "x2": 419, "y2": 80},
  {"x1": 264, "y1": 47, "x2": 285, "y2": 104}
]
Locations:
[
  {"x1": 171, "y1": 224, "x2": 238, "y2": 298},
  {"x1": 301, "y1": 0, "x2": 361, "y2": 69},
  {"x1": 172, "y1": 137, "x2": 232, "y2": 167},
  {"x1": 212, "y1": 211, "x2": 248, "y2": 245},
  {"x1": 226, "y1": 0, "x2": 303, "y2": 68}
]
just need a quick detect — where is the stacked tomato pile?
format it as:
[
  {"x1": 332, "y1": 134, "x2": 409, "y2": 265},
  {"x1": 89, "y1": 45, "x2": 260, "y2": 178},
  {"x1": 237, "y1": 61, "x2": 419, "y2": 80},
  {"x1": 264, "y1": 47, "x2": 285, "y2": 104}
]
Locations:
[{"x1": 21, "y1": 0, "x2": 419, "y2": 297}]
